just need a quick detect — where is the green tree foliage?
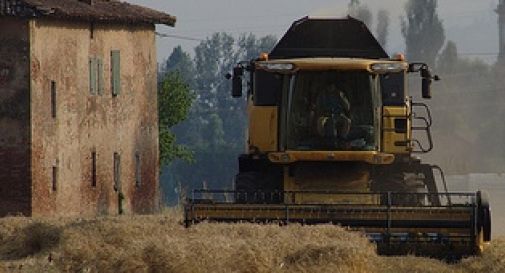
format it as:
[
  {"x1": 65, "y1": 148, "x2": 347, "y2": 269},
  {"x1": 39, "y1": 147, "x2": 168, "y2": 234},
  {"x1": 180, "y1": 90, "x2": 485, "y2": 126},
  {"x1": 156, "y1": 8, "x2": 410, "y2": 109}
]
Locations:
[
  {"x1": 401, "y1": 0, "x2": 445, "y2": 66},
  {"x1": 161, "y1": 46, "x2": 195, "y2": 87},
  {"x1": 238, "y1": 34, "x2": 278, "y2": 61},
  {"x1": 160, "y1": 33, "x2": 277, "y2": 204},
  {"x1": 376, "y1": 9, "x2": 390, "y2": 48},
  {"x1": 192, "y1": 33, "x2": 277, "y2": 145},
  {"x1": 193, "y1": 33, "x2": 244, "y2": 144},
  {"x1": 158, "y1": 72, "x2": 195, "y2": 166}
]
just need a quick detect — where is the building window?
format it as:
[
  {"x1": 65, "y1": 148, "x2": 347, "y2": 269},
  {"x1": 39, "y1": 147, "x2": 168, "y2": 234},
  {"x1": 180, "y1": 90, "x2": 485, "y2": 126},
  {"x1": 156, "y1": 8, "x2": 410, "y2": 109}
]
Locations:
[
  {"x1": 111, "y1": 50, "x2": 121, "y2": 96},
  {"x1": 89, "y1": 57, "x2": 97, "y2": 95},
  {"x1": 135, "y1": 152, "x2": 141, "y2": 188},
  {"x1": 52, "y1": 166, "x2": 58, "y2": 192},
  {"x1": 50, "y1": 81, "x2": 56, "y2": 118},
  {"x1": 97, "y1": 58, "x2": 104, "y2": 95},
  {"x1": 90, "y1": 22, "x2": 95, "y2": 39},
  {"x1": 113, "y1": 152, "x2": 121, "y2": 192},
  {"x1": 89, "y1": 57, "x2": 104, "y2": 95},
  {"x1": 91, "y1": 151, "x2": 97, "y2": 187}
]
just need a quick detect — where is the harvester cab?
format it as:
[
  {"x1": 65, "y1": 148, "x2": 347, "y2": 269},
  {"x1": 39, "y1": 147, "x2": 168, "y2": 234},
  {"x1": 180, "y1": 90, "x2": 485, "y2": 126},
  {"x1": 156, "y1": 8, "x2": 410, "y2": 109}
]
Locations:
[{"x1": 185, "y1": 17, "x2": 491, "y2": 260}]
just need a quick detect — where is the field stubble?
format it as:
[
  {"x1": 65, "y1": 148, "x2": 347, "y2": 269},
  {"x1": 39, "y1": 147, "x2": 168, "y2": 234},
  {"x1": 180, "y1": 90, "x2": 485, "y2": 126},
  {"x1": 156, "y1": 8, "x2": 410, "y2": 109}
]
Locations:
[{"x1": 0, "y1": 209, "x2": 504, "y2": 273}]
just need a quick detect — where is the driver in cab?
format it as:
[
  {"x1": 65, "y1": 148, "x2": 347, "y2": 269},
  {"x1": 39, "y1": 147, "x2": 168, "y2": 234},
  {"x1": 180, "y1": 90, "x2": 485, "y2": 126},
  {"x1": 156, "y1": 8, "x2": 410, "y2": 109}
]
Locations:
[{"x1": 312, "y1": 84, "x2": 352, "y2": 149}]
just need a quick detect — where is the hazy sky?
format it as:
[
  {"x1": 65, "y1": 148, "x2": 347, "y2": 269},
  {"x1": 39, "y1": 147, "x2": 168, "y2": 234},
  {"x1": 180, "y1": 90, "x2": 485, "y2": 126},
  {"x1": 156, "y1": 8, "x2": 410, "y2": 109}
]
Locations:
[{"x1": 129, "y1": 0, "x2": 500, "y2": 63}]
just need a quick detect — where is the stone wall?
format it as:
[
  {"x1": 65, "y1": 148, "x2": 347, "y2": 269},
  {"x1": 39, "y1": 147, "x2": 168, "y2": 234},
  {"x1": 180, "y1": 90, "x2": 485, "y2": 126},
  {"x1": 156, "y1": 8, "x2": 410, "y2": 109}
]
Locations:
[{"x1": 29, "y1": 18, "x2": 159, "y2": 217}]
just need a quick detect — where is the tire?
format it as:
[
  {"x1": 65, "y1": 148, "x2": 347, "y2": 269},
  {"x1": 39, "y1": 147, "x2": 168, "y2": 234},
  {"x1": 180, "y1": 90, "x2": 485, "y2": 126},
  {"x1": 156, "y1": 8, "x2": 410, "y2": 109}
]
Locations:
[
  {"x1": 479, "y1": 191, "x2": 492, "y2": 242},
  {"x1": 235, "y1": 172, "x2": 283, "y2": 204},
  {"x1": 235, "y1": 172, "x2": 258, "y2": 204}
]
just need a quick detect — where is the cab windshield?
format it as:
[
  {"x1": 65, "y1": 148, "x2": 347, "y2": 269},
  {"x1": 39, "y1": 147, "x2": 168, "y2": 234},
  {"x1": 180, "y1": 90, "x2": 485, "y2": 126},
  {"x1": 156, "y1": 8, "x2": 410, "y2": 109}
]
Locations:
[{"x1": 286, "y1": 71, "x2": 377, "y2": 151}]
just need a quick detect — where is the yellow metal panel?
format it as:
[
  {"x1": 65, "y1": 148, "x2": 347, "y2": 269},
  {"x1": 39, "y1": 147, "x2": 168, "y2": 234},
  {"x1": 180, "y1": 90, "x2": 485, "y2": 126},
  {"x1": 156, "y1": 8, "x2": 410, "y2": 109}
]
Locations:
[
  {"x1": 256, "y1": 58, "x2": 408, "y2": 72},
  {"x1": 282, "y1": 166, "x2": 372, "y2": 204},
  {"x1": 248, "y1": 106, "x2": 278, "y2": 152},
  {"x1": 268, "y1": 151, "x2": 395, "y2": 165},
  {"x1": 382, "y1": 106, "x2": 411, "y2": 154}
]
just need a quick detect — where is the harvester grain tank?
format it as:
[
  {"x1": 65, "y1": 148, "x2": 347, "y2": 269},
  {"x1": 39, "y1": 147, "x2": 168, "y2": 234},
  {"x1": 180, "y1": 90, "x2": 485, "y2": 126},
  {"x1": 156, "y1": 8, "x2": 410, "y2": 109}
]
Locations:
[{"x1": 184, "y1": 17, "x2": 492, "y2": 260}]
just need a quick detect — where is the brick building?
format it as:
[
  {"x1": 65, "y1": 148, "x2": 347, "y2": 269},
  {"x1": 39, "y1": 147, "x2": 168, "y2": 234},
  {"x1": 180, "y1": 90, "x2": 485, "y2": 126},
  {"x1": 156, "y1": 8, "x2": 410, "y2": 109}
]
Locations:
[{"x1": 0, "y1": 0, "x2": 175, "y2": 217}]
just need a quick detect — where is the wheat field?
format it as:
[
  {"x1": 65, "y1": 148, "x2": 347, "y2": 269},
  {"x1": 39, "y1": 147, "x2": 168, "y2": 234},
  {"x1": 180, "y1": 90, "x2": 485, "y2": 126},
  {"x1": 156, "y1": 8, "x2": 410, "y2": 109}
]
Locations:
[{"x1": 0, "y1": 209, "x2": 504, "y2": 273}]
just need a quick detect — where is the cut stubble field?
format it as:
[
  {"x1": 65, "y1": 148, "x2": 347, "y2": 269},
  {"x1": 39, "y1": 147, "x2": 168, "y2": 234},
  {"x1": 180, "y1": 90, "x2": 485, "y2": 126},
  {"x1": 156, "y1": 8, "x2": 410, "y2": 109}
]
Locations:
[{"x1": 0, "y1": 209, "x2": 504, "y2": 273}]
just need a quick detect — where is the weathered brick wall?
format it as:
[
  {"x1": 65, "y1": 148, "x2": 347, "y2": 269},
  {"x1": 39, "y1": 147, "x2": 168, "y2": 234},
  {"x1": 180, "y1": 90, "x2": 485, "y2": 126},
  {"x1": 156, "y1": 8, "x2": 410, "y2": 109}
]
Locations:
[
  {"x1": 0, "y1": 17, "x2": 31, "y2": 216},
  {"x1": 29, "y1": 18, "x2": 159, "y2": 217}
]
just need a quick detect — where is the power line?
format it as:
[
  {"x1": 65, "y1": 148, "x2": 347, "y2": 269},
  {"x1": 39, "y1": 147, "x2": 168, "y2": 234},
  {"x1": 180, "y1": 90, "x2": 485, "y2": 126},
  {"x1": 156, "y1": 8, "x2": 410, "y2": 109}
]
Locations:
[
  {"x1": 459, "y1": 52, "x2": 499, "y2": 56},
  {"x1": 155, "y1": 32, "x2": 204, "y2": 42},
  {"x1": 180, "y1": 12, "x2": 303, "y2": 23}
]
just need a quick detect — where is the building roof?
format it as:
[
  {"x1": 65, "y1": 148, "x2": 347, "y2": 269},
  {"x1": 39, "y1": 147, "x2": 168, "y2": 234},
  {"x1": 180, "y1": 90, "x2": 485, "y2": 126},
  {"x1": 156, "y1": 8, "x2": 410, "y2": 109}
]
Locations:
[{"x1": 0, "y1": 0, "x2": 176, "y2": 26}]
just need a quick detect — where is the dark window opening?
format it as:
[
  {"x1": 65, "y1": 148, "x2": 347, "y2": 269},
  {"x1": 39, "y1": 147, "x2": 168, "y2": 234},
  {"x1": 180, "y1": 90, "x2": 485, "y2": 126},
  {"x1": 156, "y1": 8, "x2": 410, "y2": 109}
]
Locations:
[
  {"x1": 91, "y1": 151, "x2": 97, "y2": 187},
  {"x1": 52, "y1": 166, "x2": 58, "y2": 192},
  {"x1": 394, "y1": 118, "x2": 408, "y2": 134},
  {"x1": 89, "y1": 57, "x2": 97, "y2": 95},
  {"x1": 113, "y1": 152, "x2": 121, "y2": 192},
  {"x1": 381, "y1": 73, "x2": 405, "y2": 106},
  {"x1": 90, "y1": 23, "x2": 95, "y2": 39},
  {"x1": 135, "y1": 153, "x2": 141, "y2": 188},
  {"x1": 253, "y1": 70, "x2": 283, "y2": 106},
  {"x1": 51, "y1": 81, "x2": 56, "y2": 118}
]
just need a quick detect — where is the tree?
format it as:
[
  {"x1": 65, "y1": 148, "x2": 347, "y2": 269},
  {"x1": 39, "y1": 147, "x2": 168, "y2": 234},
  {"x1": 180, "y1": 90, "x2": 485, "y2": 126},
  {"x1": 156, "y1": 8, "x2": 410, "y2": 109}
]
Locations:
[
  {"x1": 437, "y1": 40, "x2": 458, "y2": 73},
  {"x1": 158, "y1": 71, "x2": 195, "y2": 166},
  {"x1": 161, "y1": 46, "x2": 195, "y2": 87},
  {"x1": 237, "y1": 33, "x2": 277, "y2": 61},
  {"x1": 376, "y1": 9, "x2": 390, "y2": 48},
  {"x1": 166, "y1": 33, "x2": 277, "y2": 194},
  {"x1": 348, "y1": 0, "x2": 373, "y2": 27},
  {"x1": 401, "y1": 0, "x2": 445, "y2": 66},
  {"x1": 192, "y1": 32, "x2": 277, "y2": 145}
]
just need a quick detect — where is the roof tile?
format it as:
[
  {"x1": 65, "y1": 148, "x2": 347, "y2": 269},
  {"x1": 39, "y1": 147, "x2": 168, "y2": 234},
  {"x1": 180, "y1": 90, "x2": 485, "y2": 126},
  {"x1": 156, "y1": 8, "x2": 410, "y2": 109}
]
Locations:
[{"x1": 0, "y1": 0, "x2": 176, "y2": 26}]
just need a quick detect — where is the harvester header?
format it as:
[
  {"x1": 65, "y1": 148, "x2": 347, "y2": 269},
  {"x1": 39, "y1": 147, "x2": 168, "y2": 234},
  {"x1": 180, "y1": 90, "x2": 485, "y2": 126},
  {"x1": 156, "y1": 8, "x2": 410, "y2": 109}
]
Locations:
[{"x1": 184, "y1": 16, "x2": 491, "y2": 260}]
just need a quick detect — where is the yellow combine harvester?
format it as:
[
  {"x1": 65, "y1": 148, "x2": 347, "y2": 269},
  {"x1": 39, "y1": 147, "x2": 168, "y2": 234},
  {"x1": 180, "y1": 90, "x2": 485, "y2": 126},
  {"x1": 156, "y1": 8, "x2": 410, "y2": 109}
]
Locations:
[{"x1": 184, "y1": 17, "x2": 491, "y2": 260}]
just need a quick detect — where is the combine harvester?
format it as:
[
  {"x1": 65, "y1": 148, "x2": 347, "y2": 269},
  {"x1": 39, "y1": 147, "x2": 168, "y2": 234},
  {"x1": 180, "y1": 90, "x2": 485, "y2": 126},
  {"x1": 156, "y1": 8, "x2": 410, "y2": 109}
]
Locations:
[{"x1": 184, "y1": 17, "x2": 491, "y2": 260}]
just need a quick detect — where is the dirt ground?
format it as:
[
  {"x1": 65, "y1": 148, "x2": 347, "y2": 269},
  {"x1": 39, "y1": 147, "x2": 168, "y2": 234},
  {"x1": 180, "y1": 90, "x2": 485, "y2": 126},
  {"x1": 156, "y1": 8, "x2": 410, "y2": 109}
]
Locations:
[{"x1": 0, "y1": 209, "x2": 504, "y2": 273}]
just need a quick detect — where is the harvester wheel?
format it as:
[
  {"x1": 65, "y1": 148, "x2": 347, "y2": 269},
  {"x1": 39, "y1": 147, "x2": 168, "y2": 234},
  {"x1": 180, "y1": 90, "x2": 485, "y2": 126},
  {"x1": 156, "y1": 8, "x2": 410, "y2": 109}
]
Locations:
[
  {"x1": 235, "y1": 172, "x2": 258, "y2": 204},
  {"x1": 479, "y1": 191, "x2": 491, "y2": 242},
  {"x1": 235, "y1": 172, "x2": 282, "y2": 204}
]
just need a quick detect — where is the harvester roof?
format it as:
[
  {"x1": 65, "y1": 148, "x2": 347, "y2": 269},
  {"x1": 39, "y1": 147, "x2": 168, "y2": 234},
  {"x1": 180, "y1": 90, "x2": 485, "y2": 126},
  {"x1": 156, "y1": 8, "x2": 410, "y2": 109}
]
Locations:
[{"x1": 270, "y1": 16, "x2": 388, "y2": 60}]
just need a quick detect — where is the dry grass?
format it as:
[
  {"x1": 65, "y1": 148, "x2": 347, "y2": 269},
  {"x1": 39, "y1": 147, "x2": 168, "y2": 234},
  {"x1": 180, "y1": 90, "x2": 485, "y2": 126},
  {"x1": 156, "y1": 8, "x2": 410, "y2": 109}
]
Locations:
[{"x1": 0, "y1": 209, "x2": 503, "y2": 273}]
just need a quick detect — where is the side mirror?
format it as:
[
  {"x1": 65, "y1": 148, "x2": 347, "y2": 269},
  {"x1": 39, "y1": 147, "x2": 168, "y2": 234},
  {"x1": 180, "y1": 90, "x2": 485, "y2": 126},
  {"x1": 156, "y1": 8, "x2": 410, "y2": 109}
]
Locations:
[
  {"x1": 420, "y1": 66, "x2": 440, "y2": 99},
  {"x1": 231, "y1": 66, "x2": 243, "y2": 98},
  {"x1": 422, "y1": 78, "x2": 432, "y2": 99}
]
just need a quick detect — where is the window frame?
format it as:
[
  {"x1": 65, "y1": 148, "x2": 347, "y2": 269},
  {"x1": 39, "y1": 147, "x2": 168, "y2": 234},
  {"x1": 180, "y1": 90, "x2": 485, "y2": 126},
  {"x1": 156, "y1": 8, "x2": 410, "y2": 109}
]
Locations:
[{"x1": 111, "y1": 50, "x2": 121, "y2": 96}]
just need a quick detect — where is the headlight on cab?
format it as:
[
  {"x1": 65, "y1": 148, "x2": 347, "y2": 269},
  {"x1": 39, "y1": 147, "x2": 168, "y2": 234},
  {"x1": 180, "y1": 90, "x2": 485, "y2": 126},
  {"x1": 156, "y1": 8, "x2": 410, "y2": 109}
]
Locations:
[
  {"x1": 370, "y1": 63, "x2": 407, "y2": 73},
  {"x1": 257, "y1": 62, "x2": 295, "y2": 72}
]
